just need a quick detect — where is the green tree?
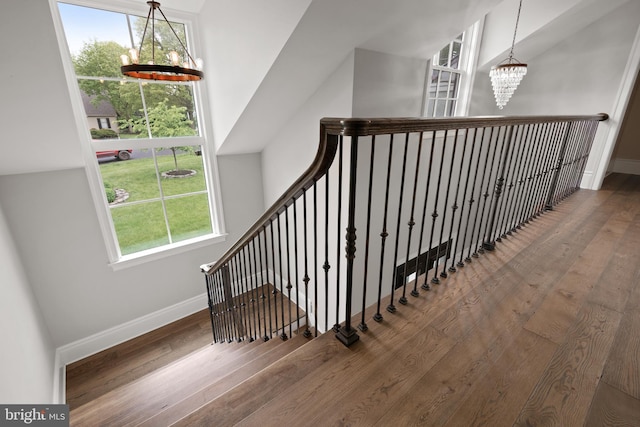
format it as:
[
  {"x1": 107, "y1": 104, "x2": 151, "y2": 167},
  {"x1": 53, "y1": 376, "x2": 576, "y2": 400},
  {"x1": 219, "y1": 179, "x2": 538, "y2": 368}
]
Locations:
[
  {"x1": 124, "y1": 100, "x2": 196, "y2": 171},
  {"x1": 72, "y1": 20, "x2": 196, "y2": 134}
]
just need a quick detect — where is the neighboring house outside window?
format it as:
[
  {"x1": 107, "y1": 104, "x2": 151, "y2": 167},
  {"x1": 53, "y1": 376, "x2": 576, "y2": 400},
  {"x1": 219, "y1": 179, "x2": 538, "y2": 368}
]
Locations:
[
  {"x1": 81, "y1": 91, "x2": 117, "y2": 132},
  {"x1": 54, "y1": 1, "x2": 224, "y2": 266},
  {"x1": 424, "y1": 21, "x2": 482, "y2": 118}
]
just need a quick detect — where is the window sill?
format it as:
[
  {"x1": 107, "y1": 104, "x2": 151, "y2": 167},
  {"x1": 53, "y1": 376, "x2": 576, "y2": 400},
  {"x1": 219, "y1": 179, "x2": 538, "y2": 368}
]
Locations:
[{"x1": 109, "y1": 233, "x2": 228, "y2": 271}]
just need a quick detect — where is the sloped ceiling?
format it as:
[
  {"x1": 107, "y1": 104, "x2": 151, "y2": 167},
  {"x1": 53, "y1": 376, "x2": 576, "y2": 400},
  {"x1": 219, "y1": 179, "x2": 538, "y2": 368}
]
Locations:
[{"x1": 210, "y1": 0, "x2": 504, "y2": 155}]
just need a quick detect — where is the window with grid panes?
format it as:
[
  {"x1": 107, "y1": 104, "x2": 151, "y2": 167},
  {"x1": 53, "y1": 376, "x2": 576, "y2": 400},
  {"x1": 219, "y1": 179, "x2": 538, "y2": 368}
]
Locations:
[
  {"x1": 55, "y1": 1, "x2": 224, "y2": 264},
  {"x1": 426, "y1": 33, "x2": 464, "y2": 118}
]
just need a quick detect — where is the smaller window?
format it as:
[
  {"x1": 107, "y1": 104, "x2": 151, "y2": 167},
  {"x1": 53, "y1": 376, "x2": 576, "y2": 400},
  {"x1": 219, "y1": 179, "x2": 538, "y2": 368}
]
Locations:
[
  {"x1": 423, "y1": 23, "x2": 481, "y2": 118},
  {"x1": 98, "y1": 117, "x2": 111, "y2": 129}
]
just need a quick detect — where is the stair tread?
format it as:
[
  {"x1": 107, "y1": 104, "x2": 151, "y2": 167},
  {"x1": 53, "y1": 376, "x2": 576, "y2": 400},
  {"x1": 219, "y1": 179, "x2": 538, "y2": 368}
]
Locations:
[{"x1": 69, "y1": 333, "x2": 308, "y2": 426}]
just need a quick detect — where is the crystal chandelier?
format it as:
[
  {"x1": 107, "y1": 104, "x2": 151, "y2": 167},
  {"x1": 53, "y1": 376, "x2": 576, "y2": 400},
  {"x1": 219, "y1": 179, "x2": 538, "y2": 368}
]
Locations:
[
  {"x1": 490, "y1": 0, "x2": 526, "y2": 109},
  {"x1": 120, "y1": 1, "x2": 203, "y2": 82}
]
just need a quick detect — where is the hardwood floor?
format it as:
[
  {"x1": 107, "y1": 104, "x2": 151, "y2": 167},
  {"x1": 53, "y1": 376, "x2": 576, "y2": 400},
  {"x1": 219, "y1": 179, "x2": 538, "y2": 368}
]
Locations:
[{"x1": 66, "y1": 173, "x2": 640, "y2": 426}]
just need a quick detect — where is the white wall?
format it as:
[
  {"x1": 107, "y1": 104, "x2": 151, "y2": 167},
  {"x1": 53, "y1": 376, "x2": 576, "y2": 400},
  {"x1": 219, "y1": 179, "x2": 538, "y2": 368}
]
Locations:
[
  {"x1": 0, "y1": 0, "x2": 84, "y2": 176},
  {"x1": 261, "y1": 52, "x2": 355, "y2": 207},
  {"x1": 352, "y1": 48, "x2": 427, "y2": 117},
  {"x1": 198, "y1": 0, "x2": 311, "y2": 150},
  {"x1": 470, "y1": 1, "x2": 640, "y2": 188},
  {"x1": 0, "y1": 203, "x2": 55, "y2": 403},
  {"x1": 0, "y1": 153, "x2": 263, "y2": 354}
]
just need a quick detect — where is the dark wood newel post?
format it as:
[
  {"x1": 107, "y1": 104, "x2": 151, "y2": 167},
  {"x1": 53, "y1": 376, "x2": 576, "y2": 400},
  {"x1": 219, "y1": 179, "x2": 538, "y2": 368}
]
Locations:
[
  {"x1": 545, "y1": 122, "x2": 573, "y2": 211},
  {"x1": 337, "y1": 135, "x2": 360, "y2": 347},
  {"x1": 483, "y1": 125, "x2": 514, "y2": 252}
]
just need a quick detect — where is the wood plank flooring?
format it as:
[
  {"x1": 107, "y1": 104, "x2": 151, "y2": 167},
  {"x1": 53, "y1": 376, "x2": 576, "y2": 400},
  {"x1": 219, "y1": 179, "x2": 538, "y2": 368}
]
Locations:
[{"x1": 66, "y1": 173, "x2": 640, "y2": 426}]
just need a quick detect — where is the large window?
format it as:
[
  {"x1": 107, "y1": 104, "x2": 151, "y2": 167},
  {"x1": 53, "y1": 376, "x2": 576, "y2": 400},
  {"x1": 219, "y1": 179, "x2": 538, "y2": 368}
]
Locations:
[
  {"x1": 424, "y1": 22, "x2": 481, "y2": 118},
  {"x1": 55, "y1": 2, "x2": 223, "y2": 264}
]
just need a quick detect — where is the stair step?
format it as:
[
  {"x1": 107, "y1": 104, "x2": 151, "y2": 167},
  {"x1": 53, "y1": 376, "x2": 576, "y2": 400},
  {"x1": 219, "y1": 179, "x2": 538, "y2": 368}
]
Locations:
[
  {"x1": 69, "y1": 333, "x2": 308, "y2": 426},
  {"x1": 139, "y1": 334, "x2": 310, "y2": 426}
]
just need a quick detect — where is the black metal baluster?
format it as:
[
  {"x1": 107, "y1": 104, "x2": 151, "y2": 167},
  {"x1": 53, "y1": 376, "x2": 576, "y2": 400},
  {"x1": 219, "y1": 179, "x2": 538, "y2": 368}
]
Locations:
[
  {"x1": 447, "y1": 128, "x2": 472, "y2": 273},
  {"x1": 468, "y1": 127, "x2": 495, "y2": 260},
  {"x1": 258, "y1": 230, "x2": 270, "y2": 341},
  {"x1": 264, "y1": 224, "x2": 275, "y2": 339},
  {"x1": 276, "y1": 214, "x2": 287, "y2": 340},
  {"x1": 231, "y1": 255, "x2": 246, "y2": 341},
  {"x1": 535, "y1": 123, "x2": 563, "y2": 216},
  {"x1": 218, "y1": 266, "x2": 234, "y2": 343},
  {"x1": 292, "y1": 199, "x2": 302, "y2": 337},
  {"x1": 210, "y1": 271, "x2": 224, "y2": 343},
  {"x1": 562, "y1": 123, "x2": 583, "y2": 200},
  {"x1": 250, "y1": 238, "x2": 262, "y2": 342},
  {"x1": 434, "y1": 129, "x2": 459, "y2": 280},
  {"x1": 483, "y1": 125, "x2": 513, "y2": 251},
  {"x1": 359, "y1": 136, "x2": 376, "y2": 331},
  {"x1": 517, "y1": 123, "x2": 546, "y2": 227},
  {"x1": 313, "y1": 182, "x2": 319, "y2": 337},
  {"x1": 415, "y1": 131, "x2": 437, "y2": 293},
  {"x1": 204, "y1": 274, "x2": 216, "y2": 342},
  {"x1": 302, "y1": 190, "x2": 311, "y2": 337},
  {"x1": 503, "y1": 124, "x2": 531, "y2": 235},
  {"x1": 478, "y1": 127, "x2": 506, "y2": 253},
  {"x1": 323, "y1": 170, "x2": 330, "y2": 332},
  {"x1": 555, "y1": 122, "x2": 576, "y2": 202},
  {"x1": 284, "y1": 207, "x2": 293, "y2": 340},
  {"x1": 387, "y1": 133, "x2": 409, "y2": 313},
  {"x1": 449, "y1": 128, "x2": 482, "y2": 271},
  {"x1": 333, "y1": 137, "x2": 344, "y2": 333},
  {"x1": 459, "y1": 128, "x2": 483, "y2": 265},
  {"x1": 388, "y1": 133, "x2": 410, "y2": 313},
  {"x1": 241, "y1": 246, "x2": 256, "y2": 342},
  {"x1": 563, "y1": 121, "x2": 586, "y2": 198},
  {"x1": 337, "y1": 134, "x2": 360, "y2": 347},
  {"x1": 495, "y1": 125, "x2": 522, "y2": 242},
  {"x1": 268, "y1": 220, "x2": 279, "y2": 339},
  {"x1": 374, "y1": 136, "x2": 394, "y2": 322},
  {"x1": 400, "y1": 132, "x2": 423, "y2": 304},
  {"x1": 545, "y1": 122, "x2": 574, "y2": 210},
  {"x1": 425, "y1": 130, "x2": 448, "y2": 286}
]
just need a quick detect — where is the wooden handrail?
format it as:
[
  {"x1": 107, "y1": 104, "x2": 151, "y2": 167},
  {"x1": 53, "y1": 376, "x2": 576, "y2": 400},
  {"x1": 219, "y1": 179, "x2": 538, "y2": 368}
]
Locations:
[
  {"x1": 321, "y1": 113, "x2": 608, "y2": 135},
  {"x1": 204, "y1": 113, "x2": 608, "y2": 276}
]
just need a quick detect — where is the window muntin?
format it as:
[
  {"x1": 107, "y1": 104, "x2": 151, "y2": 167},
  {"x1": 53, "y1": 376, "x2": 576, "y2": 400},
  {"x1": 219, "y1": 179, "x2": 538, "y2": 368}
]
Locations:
[{"x1": 57, "y1": 2, "x2": 220, "y2": 260}]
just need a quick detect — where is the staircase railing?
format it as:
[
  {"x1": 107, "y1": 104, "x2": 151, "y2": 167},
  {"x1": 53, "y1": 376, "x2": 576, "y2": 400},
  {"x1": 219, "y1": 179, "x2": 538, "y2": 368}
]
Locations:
[{"x1": 202, "y1": 113, "x2": 608, "y2": 346}]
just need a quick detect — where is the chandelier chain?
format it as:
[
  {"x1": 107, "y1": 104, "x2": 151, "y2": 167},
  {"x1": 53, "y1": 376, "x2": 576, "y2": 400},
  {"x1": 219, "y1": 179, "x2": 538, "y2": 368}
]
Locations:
[{"x1": 508, "y1": 0, "x2": 524, "y2": 61}]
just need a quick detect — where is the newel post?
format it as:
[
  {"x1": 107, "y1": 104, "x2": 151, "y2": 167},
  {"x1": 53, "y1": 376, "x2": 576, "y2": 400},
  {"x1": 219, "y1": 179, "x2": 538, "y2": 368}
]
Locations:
[
  {"x1": 336, "y1": 135, "x2": 360, "y2": 347},
  {"x1": 483, "y1": 125, "x2": 515, "y2": 251},
  {"x1": 545, "y1": 122, "x2": 573, "y2": 211}
]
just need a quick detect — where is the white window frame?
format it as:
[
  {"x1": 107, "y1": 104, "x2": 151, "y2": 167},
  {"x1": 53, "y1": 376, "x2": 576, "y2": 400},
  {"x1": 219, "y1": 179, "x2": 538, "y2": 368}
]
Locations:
[
  {"x1": 50, "y1": 0, "x2": 227, "y2": 270},
  {"x1": 422, "y1": 20, "x2": 483, "y2": 118}
]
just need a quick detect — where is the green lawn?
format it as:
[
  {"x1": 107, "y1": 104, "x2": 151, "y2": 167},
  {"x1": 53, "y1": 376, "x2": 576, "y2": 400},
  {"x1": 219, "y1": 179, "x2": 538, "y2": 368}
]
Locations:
[{"x1": 100, "y1": 151, "x2": 212, "y2": 255}]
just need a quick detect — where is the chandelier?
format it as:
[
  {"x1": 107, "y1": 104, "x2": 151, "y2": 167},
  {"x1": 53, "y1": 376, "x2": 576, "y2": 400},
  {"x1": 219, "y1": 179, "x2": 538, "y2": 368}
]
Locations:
[
  {"x1": 120, "y1": 1, "x2": 203, "y2": 82},
  {"x1": 490, "y1": 0, "x2": 526, "y2": 109}
]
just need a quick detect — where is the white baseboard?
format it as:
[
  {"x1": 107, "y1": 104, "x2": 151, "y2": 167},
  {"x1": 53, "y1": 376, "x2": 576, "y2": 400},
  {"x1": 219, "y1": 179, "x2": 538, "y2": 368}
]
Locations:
[
  {"x1": 611, "y1": 158, "x2": 640, "y2": 176},
  {"x1": 53, "y1": 292, "x2": 208, "y2": 403}
]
